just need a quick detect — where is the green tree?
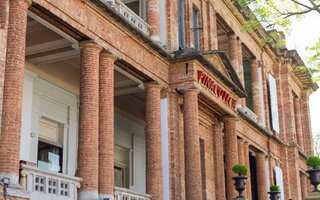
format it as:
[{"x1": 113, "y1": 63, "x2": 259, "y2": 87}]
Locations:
[{"x1": 236, "y1": 0, "x2": 320, "y2": 81}]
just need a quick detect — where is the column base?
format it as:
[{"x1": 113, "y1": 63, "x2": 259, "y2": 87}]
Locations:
[
  {"x1": 233, "y1": 197, "x2": 248, "y2": 200},
  {"x1": 305, "y1": 192, "x2": 320, "y2": 200},
  {"x1": 0, "y1": 184, "x2": 30, "y2": 199},
  {"x1": 99, "y1": 194, "x2": 114, "y2": 200},
  {"x1": 0, "y1": 173, "x2": 19, "y2": 185},
  {"x1": 78, "y1": 191, "x2": 99, "y2": 200}
]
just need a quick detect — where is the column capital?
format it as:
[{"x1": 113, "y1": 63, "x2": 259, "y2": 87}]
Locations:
[
  {"x1": 219, "y1": 115, "x2": 239, "y2": 123},
  {"x1": 176, "y1": 84, "x2": 200, "y2": 94},
  {"x1": 144, "y1": 81, "x2": 162, "y2": 90},
  {"x1": 21, "y1": 0, "x2": 33, "y2": 7},
  {"x1": 100, "y1": 50, "x2": 117, "y2": 61},
  {"x1": 79, "y1": 40, "x2": 103, "y2": 51}
]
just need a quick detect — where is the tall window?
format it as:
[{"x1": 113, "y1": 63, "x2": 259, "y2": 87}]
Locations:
[
  {"x1": 114, "y1": 145, "x2": 130, "y2": 189},
  {"x1": 193, "y1": 8, "x2": 200, "y2": 50},
  {"x1": 37, "y1": 117, "x2": 63, "y2": 173},
  {"x1": 243, "y1": 60, "x2": 253, "y2": 110},
  {"x1": 178, "y1": 0, "x2": 185, "y2": 49}
]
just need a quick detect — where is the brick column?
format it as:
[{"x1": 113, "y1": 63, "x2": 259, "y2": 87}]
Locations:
[
  {"x1": 294, "y1": 98, "x2": 304, "y2": 151},
  {"x1": 183, "y1": 88, "x2": 202, "y2": 200},
  {"x1": 238, "y1": 139, "x2": 244, "y2": 164},
  {"x1": 98, "y1": 51, "x2": 116, "y2": 200},
  {"x1": 77, "y1": 41, "x2": 102, "y2": 200},
  {"x1": 0, "y1": 0, "x2": 9, "y2": 128},
  {"x1": 145, "y1": 82, "x2": 163, "y2": 200},
  {"x1": 256, "y1": 152, "x2": 268, "y2": 200},
  {"x1": 146, "y1": 0, "x2": 160, "y2": 42},
  {"x1": 243, "y1": 142, "x2": 251, "y2": 198},
  {"x1": 301, "y1": 90, "x2": 313, "y2": 156},
  {"x1": 0, "y1": 0, "x2": 31, "y2": 184},
  {"x1": 214, "y1": 119, "x2": 226, "y2": 200},
  {"x1": 301, "y1": 173, "x2": 308, "y2": 199},
  {"x1": 222, "y1": 116, "x2": 238, "y2": 200},
  {"x1": 251, "y1": 59, "x2": 263, "y2": 123}
]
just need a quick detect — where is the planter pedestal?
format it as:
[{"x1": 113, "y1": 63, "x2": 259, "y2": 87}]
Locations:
[{"x1": 305, "y1": 192, "x2": 320, "y2": 200}]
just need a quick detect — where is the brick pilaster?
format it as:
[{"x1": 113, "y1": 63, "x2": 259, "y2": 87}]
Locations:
[
  {"x1": 168, "y1": 92, "x2": 183, "y2": 200},
  {"x1": 0, "y1": 0, "x2": 31, "y2": 184},
  {"x1": 77, "y1": 41, "x2": 102, "y2": 199},
  {"x1": 98, "y1": 51, "x2": 116, "y2": 199},
  {"x1": 146, "y1": 0, "x2": 160, "y2": 42},
  {"x1": 238, "y1": 139, "x2": 244, "y2": 165},
  {"x1": 213, "y1": 119, "x2": 226, "y2": 200},
  {"x1": 183, "y1": 88, "x2": 202, "y2": 200},
  {"x1": 222, "y1": 116, "x2": 238, "y2": 200},
  {"x1": 301, "y1": 90, "x2": 313, "y2": 156},
  {"x1": 251, "y1": 59, "x2": 263, "y2": 123},
  {"x1": 228, "y1": 34, "x2": 239, "y2": 72},
  {"x1": 281, "y1": 59, "x2": 296, "y2": 144},
  {"x1": 208, "y1": 7, "x2": 217, "y2": 50},
  {"x1": 294, "y1": 98, "x2": 304, "y2": 151},
  {"x1": 301, "y1": 173, "x2": 308, "y2": 199},
  {"x1": 243, "y1": 142, "x2": 251, "y2": 198},
  {"x1": 256, "y1": 152, "x2": 268, "y2": 200},
  {"x1": 145, "y1": 82, "x2": 163, "y2": 200},
  {"x1": 288, "y1": 147, "x2": 302, "y2": 199}
]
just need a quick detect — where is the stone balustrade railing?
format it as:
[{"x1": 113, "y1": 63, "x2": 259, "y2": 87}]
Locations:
[
  {"x1": 100, "y1": 0, "x2": 151, "y2": 35},
  {"x1": 20, "y1": 164, "x2": 82, "y2": 200},
  {"x1": 115, "y1": 186, "x2": 151, "y2": 200}
]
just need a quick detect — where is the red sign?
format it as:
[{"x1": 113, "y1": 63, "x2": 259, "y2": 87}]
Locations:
[{"x1": 197, "y1": 70, "x2": 237, "y2": 109}]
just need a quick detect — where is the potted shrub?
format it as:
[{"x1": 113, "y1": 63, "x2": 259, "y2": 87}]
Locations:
[
  {"x1": 268, "y1": 185, "x2": 281, "y2": 200},
  {"x1": 232, "y1": 164, "x2": 248, "y2": 198},
  {"x1": 306, "y1": 156, "x2": 320, "y2": 192}
]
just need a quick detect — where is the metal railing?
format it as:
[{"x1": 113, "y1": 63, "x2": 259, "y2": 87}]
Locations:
[
  {"x1": 100, "y1": 0, "x2": 151, "y2": 35},
  {"x1": 20, "y1": 164, "x2": 82, "y2": 200},
  {"x1": 115, "y1": 186, "x2": 151, "y2": 200}
]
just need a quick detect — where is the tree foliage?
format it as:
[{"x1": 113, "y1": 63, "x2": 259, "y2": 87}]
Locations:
[{"x1": 236, "y1": 0, "x2": 320, "y2": 81}]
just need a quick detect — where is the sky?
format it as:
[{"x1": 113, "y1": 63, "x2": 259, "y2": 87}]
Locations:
[{"x1": 285, "y1": 11, "x2": 320, "y2": 135}]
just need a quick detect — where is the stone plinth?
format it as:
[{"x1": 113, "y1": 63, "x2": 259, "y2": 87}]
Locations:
[
  {"x1": 305, "y1": 192, "x2": 320, "y2": 200},
  {"x1": 233, "y1": 197, "x2": 248, "y2": 200}
]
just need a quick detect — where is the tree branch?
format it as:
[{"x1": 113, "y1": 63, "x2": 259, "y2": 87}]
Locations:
[
  {"x1": 308, "y1": 0, "x2": 320, "y2": 14},
  {"x1": 289, "y1": 0, "x2": 313, "y2": 9}
]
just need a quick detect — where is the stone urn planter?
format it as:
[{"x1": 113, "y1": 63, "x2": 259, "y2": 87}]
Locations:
[
  {"x1": 232, "y1": 164, "x2": 248, "y2": 198},
  {"x1": 306, "y1": 156, "x2": 320, "y2": 192},
  {"x1": 268, "y1": 185, "x2": 281, "y2": 200},
  {"x1": 307, "y1": 168, "x2": 320, "y2": 192},
  {"x1": 233, "y1": 176, "x2": 248, "y2": 197}
]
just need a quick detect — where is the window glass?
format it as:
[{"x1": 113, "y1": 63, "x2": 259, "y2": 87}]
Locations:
[
  {"x1": 37, "y1": 118, "x2": 63, "y2": 173},
  {"x1": 243, "y1": 60, "x2": 253, "y2": 110},
  {"x1": 38, "y1": 141, "x2": 62, "y2": 173},
  {"x1": 193, "y1": 8, "x2": 199, "y2": 50},
  {"x1": 178, "y1": 0, "x2": 185, "y2": 49},
  {"x1": 114, "y1": 145, "x2": 130, "y2": 188}
]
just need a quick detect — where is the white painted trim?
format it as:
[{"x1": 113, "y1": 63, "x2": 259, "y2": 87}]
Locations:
[
  {"x1": 78, "y1": 191, "x2": 99, "y2": 200},
  {"x1": 99, "y1": 194, "x2": 114, "y2": 200},
  {"x1": 161, "y1": 98, "x2": 169, "y2": 200}
]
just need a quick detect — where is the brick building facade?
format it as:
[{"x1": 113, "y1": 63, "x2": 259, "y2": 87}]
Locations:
[{"x1": 0, "y1": 0, "x2": 317, "y2": 200}]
